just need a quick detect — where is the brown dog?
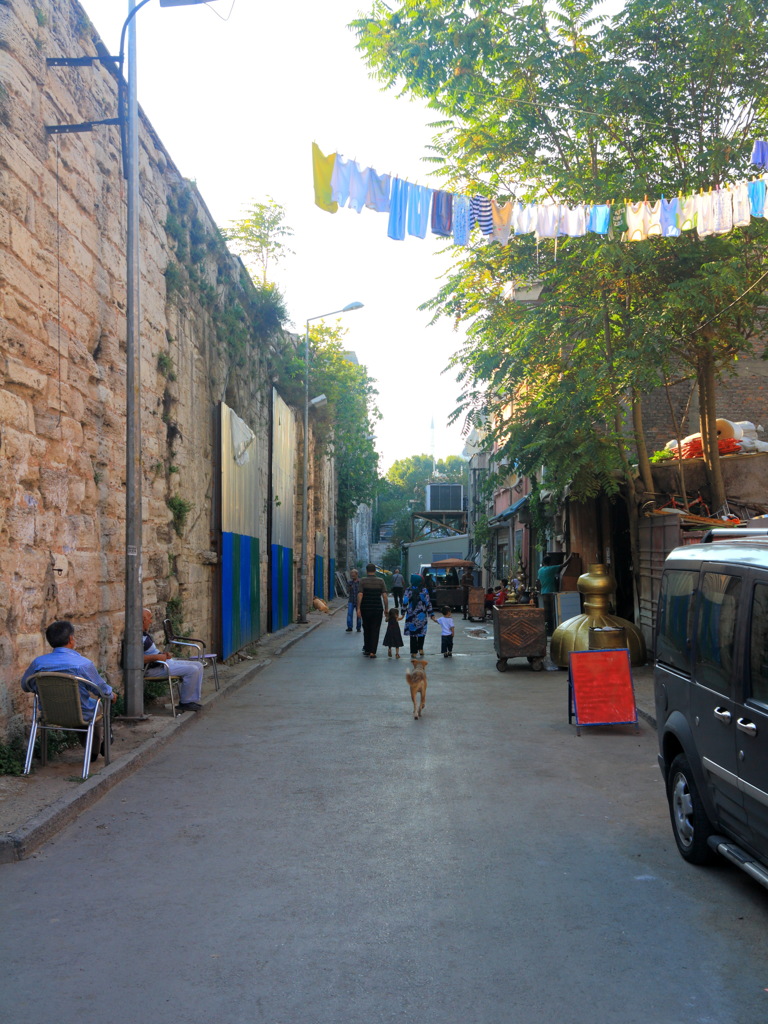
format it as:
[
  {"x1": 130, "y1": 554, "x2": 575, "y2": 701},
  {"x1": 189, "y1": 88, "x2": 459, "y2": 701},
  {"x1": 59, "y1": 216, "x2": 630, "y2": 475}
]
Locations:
[{"x1": 406, "y1": 658, "x2": 428, "y2": 719}]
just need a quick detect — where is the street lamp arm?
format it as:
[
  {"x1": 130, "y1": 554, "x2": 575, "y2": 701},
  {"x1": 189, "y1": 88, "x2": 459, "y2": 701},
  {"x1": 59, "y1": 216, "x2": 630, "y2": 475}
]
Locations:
[
  {"x1": 118, "y1": 0, "x2": 154, "y2": 75},
  {"x1": 306, "y1": 302, "x2": 364, "y2": 328}
]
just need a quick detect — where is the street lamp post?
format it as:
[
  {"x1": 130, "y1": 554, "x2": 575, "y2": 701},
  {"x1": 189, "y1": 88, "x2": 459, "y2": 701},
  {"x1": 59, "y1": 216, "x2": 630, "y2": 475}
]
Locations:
[
  {"x1": 299, "y1": 302, "x2": 364, "y2": 624},
  {"x1": 123, "y1": 0, "x2": 216, "y2": 717}
]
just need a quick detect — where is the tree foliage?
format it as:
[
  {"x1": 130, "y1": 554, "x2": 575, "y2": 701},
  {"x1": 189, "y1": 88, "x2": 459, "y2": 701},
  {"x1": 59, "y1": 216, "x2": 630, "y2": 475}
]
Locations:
[
  {"x1": 225, "y1": 197, "x2": 295, "y2": 285},
  {"x1": 353, "y1": 0, "x2": 768, "y2": 514}
]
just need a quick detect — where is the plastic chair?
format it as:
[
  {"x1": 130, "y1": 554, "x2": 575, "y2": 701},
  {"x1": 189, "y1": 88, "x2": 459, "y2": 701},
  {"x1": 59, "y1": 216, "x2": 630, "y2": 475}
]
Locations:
[
  {"x1": 144, "y1": 661, "x2": 184, "y2": 717},
  {"x1": 23, "y1": 672, "x2": 110, "y2": 781},
  {"x1": 162, "y1": 618, "x2": 219, "y2": 691}
]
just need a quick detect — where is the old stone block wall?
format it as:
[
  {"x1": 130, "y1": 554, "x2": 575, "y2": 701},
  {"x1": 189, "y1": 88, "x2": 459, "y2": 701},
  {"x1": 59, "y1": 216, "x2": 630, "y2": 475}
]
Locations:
[{"x1": 0, "y1": 0, "x2": 335, "y2": 741}]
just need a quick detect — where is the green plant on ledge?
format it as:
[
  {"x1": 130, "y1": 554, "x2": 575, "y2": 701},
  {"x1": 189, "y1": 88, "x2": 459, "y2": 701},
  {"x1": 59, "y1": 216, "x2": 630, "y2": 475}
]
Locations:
[
  {"x1": 157, "y1": 351, "x2": 177, "y2": 381},
  {"x1": 167, "y1": 495, "x2": 194, "y2": 536},
  {"x1": 166, "y1": 595, "x2": 185, "y2": 637}
]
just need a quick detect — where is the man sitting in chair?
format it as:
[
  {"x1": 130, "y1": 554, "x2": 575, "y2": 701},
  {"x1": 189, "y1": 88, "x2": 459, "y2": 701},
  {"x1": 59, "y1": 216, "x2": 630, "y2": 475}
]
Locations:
[
  {"x1": 21, "y1": 620, "x2": 116, "y2": 760},
  {"x1": 142, "y1": 608, "x2": 204, "y2": 713}
]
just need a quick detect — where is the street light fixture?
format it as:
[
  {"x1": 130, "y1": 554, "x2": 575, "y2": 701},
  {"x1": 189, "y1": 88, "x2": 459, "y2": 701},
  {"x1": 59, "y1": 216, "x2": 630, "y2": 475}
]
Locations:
[
  {"x1": 299, "y1": 302, "x2": 364, "y2": 623},
  {"x1": 123, "y1": 0, "x2": 217, "y2": 717}
]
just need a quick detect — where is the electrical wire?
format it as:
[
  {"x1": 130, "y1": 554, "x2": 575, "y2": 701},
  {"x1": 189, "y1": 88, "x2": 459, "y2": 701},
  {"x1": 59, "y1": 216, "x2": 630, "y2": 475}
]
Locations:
[{"x1": 690, "y1": 266, "x2": 768, "y2": 336}]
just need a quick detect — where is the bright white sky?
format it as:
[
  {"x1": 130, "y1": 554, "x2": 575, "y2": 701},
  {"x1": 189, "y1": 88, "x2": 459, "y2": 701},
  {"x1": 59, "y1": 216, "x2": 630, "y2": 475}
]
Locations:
[{"x1": 83, "y1": 0, "x2": 473, "y2": 475}]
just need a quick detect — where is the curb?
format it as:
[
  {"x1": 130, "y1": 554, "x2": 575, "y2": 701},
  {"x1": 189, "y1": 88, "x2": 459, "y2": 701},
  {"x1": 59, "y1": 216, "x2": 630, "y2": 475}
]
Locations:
[{"x1": 0, "y1": 637, "x2": 302, "y2": 863}]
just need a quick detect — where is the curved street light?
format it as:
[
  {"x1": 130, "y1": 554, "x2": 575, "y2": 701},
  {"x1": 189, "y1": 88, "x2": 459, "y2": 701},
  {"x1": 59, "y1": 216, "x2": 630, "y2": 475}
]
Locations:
[{"x1": 299, "y1": 302, "x2": 364, "y2": 623}]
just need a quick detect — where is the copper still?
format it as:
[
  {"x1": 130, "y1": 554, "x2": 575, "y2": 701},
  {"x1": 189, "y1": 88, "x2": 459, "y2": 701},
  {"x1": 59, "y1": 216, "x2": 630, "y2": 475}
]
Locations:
[{"x1": 550, "y1": 563, "x2": 647, "y2": 667}]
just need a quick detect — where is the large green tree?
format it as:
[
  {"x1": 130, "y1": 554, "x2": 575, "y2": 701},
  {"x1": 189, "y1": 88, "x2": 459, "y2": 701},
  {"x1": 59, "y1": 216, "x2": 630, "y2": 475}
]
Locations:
[{"x1": 353, "y1": 0, "x2": 768, "y2": 523}]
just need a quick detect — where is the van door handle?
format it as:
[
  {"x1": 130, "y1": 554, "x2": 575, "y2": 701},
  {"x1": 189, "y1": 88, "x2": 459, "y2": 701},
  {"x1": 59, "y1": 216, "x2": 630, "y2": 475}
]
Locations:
[
  {"x1": 736, "y1": 718, "x2": 758, "y2": 737},
  {"x1": 713, "y1": 707, "x2": 732, "y2": 723}
]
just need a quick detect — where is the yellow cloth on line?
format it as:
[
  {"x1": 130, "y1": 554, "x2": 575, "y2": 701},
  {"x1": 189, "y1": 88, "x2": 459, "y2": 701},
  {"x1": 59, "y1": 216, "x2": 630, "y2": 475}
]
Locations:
[{"x1": 312, "y1": 142, "x2": 338, "y2": 214}]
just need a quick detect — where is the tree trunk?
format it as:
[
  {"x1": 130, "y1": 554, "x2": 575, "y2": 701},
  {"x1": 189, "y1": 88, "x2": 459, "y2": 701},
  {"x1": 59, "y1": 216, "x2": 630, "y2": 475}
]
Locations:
[
  {"x1": 603, "y1": 294, "x2": 642, "y2": 617},
  {"x1": 697, "y1": 349, "x2": 726, "y2": 511},
  {"x1": 632, "y1": 389, "x2": 655, "y2": 494}
]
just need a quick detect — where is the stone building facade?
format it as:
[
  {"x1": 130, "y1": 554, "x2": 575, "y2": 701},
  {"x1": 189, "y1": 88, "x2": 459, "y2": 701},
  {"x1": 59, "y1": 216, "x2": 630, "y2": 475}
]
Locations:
[{"x1": 0, "y1": 0, "x2": 335, "y2": 740}]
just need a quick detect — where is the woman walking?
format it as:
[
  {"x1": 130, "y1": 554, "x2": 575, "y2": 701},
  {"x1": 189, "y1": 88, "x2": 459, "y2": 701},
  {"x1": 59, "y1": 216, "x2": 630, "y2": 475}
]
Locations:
[
  {"x1": 357, "y1": 563, "x2": 389, "y2": 658},
  {"x1": 402, "y1": 574, "x2": 433, "y2": 657}
]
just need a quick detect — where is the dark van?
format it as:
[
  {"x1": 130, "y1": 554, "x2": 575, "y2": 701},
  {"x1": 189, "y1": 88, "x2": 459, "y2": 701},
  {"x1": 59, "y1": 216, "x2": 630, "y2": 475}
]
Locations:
[{"x1": 655, "y1": 529, "x2": 768, "y2": 889}]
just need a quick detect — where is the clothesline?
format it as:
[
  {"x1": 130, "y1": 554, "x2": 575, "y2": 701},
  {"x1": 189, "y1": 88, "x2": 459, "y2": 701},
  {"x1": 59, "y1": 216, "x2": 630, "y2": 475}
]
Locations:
[{"x1": 311, "y1": 141, "x2": 768, "y2": 246}]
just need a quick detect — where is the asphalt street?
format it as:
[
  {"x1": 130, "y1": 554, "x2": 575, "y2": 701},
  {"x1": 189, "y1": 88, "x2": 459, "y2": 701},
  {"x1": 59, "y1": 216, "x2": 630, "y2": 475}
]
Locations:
[{"x1": 1, "y1": 614, "x2": 767, "y2": 1024}]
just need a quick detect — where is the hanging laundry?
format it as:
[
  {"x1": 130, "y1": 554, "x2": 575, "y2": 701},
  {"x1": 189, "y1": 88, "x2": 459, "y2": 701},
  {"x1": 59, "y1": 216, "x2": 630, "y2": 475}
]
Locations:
[
  {"x1": 750, "y1": 139, "x2": 768, "y2": 169},
  {"x1": 515, "y1": 203, "x2": 537, "y2": 235},
  {"x1": 646, "y1": 200, "x2": 663, "y2": 238},
  {"x1": 470, "y1": 196, "x2": 493, "y2": 235},
  {"x1": 712, "y1": 189, "x2": 733, "y2": 235},
  {"x1": 312, "y1": 143, "x2": 338, "y2": 214},
  {"x1": 660, "y1": 197, "x2": 681, "y2": 237},
  {"x1": 348, "y1": 162, "x2": 371, "y2": 213},
  {"x1": 695, "y1": 192, "x2": 715, "y2": 237},
  {"x1": 490, "y1": 200, "x2": 513, "y2": 244},
  {"x1": 625, "y1": 200, "x2": 649, "y2": 242},
  {"x1": 452, "y1": 195, "x2": 470, "y2": 246},
  {"x1": 679, "y1": 194, "x2": 696, "y2": 231},
  {"x1": 587, "y1": 204, "x2": 610, "y2": 235},
  {"x1": 407, "y1": 184, "x2": 433, "y2": 238},
  {"x1": 748, "y1": 178, "x2": 766, "y2": 218},
  {"x1": 731, "y1": 182, "x2": 750, "y2": 228},
  {"x1": 609, "y1": 203, "x2": 628, "y2": 240},
  {"x1": 536, "y1": 203, "x2": 562, "y2": 239},
  {"x1": 365, "y1": 169, "x2": 392, "y2": 213},
  {"x1": 431, "y1": 190, "x2": 454, "y2": 237},
  {"x1": 387, "y1": 177, "x2": 409, "y2": 241},
  {"x1": 330, "y1": 154, "x2": 352, "y2": 207},
  {"x1": 560, "y1": 204, "x2": 587, "y2": 237}
]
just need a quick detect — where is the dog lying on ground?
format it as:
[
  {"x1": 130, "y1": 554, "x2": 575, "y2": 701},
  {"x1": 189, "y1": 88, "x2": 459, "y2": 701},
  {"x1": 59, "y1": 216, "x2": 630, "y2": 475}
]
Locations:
[
  {"x1": 406, "y1": 658, "x2": 428, "y2": 720},
  {"x1": 312, "y1": 597, "x2": 329, "y2": 613}
]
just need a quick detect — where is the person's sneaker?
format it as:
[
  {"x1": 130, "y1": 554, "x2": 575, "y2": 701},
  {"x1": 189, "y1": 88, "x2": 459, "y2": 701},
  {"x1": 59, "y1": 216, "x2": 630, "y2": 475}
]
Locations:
[
  {"x1": 346, "y1": 628, "x2": 353, "y2": 632},
  {"x1": 178, "y1": 701, "x2": 202, "y2": 713}
]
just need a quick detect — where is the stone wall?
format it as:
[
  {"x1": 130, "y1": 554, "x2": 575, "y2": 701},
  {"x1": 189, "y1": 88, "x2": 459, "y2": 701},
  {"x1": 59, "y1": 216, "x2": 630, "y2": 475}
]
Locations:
[{"x1": 0, "y1": 0, "x2": 333, "y2": 740}]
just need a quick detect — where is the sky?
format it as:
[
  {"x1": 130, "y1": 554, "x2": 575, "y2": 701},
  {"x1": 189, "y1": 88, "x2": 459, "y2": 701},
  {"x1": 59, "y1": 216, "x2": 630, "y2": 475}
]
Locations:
[{"x1": 83, "y1": 0, "x2": 475, "y2": 475}]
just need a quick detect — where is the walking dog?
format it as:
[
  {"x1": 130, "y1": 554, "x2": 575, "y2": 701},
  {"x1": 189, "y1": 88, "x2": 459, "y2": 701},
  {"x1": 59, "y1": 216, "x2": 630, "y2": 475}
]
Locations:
[{"x1": 406, "y1": 658, "x2": 428, "y2": 719}]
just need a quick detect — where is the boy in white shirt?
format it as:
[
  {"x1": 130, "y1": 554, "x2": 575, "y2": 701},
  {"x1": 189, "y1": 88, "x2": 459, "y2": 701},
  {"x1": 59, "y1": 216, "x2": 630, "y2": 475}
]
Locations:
[{"x1": 436, "y1": 605, "x2": 455, "y2": 658}]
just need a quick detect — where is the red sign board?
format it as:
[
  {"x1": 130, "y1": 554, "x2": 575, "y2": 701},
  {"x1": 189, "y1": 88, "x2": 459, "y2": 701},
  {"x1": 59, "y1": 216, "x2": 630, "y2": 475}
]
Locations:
[{"x1": 568, "y1": 649, "x2": 637, "y2": 730}]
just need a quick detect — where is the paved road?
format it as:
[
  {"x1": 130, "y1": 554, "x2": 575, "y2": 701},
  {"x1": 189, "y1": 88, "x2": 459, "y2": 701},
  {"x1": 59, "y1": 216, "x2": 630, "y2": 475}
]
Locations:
[{"x1": 2, "y1": 617, "x2": 767, "y2": 1024}]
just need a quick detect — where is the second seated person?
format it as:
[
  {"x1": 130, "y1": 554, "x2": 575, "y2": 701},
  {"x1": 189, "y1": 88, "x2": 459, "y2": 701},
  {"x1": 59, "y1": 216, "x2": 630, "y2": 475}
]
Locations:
[{"x1": 142, "y1": 607, "x2": 204, "y2": 712}]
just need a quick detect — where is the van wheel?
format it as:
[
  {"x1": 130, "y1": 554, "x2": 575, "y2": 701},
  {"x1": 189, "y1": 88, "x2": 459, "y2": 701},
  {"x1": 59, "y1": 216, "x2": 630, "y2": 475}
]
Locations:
[{"x1": 667, "y1": 753, "x2": 714, "y2": 864}]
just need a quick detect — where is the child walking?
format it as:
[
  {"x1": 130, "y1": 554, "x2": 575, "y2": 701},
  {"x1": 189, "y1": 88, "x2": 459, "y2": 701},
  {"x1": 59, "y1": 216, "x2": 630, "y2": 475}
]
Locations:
[
  {"x1": 382, "y1": 607, "x2": 404, "y2": 659},
  {"x1": 436, "y1": 605, "x2": 455, "y2": 657}
]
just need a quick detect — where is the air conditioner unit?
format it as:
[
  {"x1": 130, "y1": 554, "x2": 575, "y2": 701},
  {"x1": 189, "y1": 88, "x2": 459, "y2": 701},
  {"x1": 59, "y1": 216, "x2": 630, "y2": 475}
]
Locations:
[{"x1": 425, "y1": 484, "x2": 464, "y2": 511}]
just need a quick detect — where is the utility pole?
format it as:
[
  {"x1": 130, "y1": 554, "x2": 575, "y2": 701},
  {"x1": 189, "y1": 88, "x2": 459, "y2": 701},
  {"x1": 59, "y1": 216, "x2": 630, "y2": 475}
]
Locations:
[{"x1": 123, "y1": 0, "x2": 143, "y2": 716}]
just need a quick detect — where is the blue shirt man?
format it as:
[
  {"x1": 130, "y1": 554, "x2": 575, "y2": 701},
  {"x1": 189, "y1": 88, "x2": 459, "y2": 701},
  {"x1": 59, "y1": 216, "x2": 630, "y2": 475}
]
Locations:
[{"x1": 21, "y1": 620, "x2": 114, "y2": 721}]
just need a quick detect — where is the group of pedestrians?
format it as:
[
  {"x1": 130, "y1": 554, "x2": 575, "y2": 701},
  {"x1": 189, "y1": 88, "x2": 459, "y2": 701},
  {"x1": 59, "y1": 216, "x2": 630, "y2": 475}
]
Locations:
[{"x1": 346, "y1": 567, "x2": 456, "y2": 659}]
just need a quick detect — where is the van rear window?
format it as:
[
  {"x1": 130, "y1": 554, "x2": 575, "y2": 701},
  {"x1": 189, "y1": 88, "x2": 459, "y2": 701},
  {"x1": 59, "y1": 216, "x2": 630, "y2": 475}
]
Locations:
[{"x1": 656, "y1": 570, "x2": 698, "y2": 673}]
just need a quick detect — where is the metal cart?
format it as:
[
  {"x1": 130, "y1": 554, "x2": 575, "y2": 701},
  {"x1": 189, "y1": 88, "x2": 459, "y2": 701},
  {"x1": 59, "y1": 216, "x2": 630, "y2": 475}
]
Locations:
[
  {"x1": 466, "y1": 586, "x2": 487, "y2": 621},
  {"x1": 492, "y1": 603, "x2": 547, "y2": 671}
]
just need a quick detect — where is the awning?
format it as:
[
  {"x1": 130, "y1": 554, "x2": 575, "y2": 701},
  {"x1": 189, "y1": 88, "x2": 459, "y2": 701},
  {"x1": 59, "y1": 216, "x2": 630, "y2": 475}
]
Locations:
[{"x1": 488, "y1": 494, "x2": 529, "y2": 527}]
